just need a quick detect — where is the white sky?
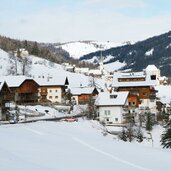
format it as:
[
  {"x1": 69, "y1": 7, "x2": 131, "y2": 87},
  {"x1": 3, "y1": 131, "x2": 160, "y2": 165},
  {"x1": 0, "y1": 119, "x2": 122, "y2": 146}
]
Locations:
[{"x1": 0, "y1": 0, "x2": 171, "y2": 43}]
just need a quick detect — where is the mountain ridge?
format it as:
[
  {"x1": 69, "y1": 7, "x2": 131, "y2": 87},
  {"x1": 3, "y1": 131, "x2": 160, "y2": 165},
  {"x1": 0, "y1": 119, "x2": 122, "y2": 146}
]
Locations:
[{"x1": 80, "y1": 31, "x2": 171, "y2": 76}]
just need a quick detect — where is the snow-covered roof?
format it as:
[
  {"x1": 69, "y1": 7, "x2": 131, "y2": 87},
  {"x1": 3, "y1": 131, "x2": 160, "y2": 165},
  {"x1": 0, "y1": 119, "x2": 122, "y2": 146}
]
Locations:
[
  {"x1": 0, "y1": 81, "x2": 5, "y2": 91},
  {"x1": 159, "y1": 76, "x2": 168, "y2": 81},
  {"x1": 35, "y1": 76, "x2": 68, "y2": 87},
  {"x1": 0, "y1": 76, "x2": 34, "y2": 88},
  {"x1": 146, "y1": 65, "x2": 158, "y2": 71},
  {"x1": 112, "y1": 71, "x2": 157, "y2": 87},
  {"x1": 113, "y1": 71, "x2": 145, "y2": 79},
  {"x1": 70, "y1": 87, "x2": 97, "y2": 95},
  {"x1": 75, "y1": 67, "x2": 89, "y2": 73},
  {"x1": 89, "y1": 69, "x2": 102, "y2": 75},
  {"x1": 113, "y1": 80, "x2": 157, "y2": 88},
  {"x1": 95, "y1": 91, "x2": 129, "y2": 106}
]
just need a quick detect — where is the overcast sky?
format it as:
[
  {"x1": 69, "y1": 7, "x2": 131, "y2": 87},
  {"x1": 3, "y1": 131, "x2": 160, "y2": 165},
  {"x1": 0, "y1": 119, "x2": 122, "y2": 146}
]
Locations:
[{"x1": 0, "y1": 0, "x2": 171, "y2": 43}]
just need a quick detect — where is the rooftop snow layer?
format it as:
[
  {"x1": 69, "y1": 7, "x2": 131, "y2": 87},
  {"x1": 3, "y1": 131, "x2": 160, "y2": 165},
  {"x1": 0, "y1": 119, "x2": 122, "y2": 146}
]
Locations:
[{"x1": 95, "y1": 91, "x2": 129, "y2": 106}]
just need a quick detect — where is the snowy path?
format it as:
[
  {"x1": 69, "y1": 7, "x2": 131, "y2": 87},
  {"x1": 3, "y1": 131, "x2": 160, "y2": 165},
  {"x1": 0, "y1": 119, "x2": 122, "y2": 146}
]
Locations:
[{"x1": 0, "y1": 121, "x2": 171, "y2": 171}]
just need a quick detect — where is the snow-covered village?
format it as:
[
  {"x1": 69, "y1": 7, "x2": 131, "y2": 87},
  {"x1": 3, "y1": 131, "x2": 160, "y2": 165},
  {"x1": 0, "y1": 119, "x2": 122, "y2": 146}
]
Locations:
[{"x1": 1, "y1": 1, "x2": 171, "y2": 171}]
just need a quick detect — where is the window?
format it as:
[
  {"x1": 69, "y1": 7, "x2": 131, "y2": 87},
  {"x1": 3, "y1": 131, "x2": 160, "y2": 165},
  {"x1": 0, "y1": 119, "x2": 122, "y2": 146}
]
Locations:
[
  {"x1": 49, "y1": 96, "x2": 52, "y2": 99},
  {"x1": 132, "y1": 102, "x2": 136, "y2": 106},
  {"x1": 55, "y1": 96, "x2": 58, "y2": 99},
  {"x1": 49, "y1": 90, "x2": 52, "y2": 93},
  {"x1": 115, "y1": 118, "x2": 118, "y2": 122},
  {"x1": 106, "y1": 118, "x2": 109, "y2": 122},
  {"x1": 142, "y1": 92, "x2": 147, "y2": 96},
  {"x1": 104, "y1": 110, "x2": 110, "y2": 115},
  {"x1": 150, "y1": 99, "x2": 155, "y2": 102},
  {"x1": 55, "y1": 90, "x2": 58, "y2": 92},
  {"x1": 104, "y1": 110, "x2": 107, "y2": 115},
  {"x1": 110, "y1": 95, "x2": 117, "y2": 99},
  {"x1": 151, "y1": 75, "x2": 156, "y2": 80}
]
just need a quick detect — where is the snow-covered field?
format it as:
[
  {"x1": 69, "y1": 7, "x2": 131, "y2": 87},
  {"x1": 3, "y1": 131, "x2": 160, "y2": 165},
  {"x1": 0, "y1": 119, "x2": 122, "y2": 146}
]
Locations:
[{"x1": 0, "y1": 120, "x2": 171, "y2": 171}]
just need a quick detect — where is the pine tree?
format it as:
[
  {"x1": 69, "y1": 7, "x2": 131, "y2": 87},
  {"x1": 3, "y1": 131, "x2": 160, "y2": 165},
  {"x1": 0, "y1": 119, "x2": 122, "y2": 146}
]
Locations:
[
  {"x1": 136, "y1": 127, "x2": 143, "y2": 143},
  {"x1": 119, "y1": 128, "x2": 127, "y2": 142},
  {"x1": 161, "y1": 120, "x2": 171, "y2": 148},
  {"x1": 146, "y1": 112, "x2": 153, "y2": 131},
  {"x1": 31, "y1": 41, "x2": 39, "y2": 56}
]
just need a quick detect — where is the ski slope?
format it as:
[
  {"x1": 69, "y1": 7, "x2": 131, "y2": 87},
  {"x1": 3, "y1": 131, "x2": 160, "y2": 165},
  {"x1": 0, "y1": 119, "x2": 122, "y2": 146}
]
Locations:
[{"x1": 0, "y1": 121, "x2": 170, "y2": 171}]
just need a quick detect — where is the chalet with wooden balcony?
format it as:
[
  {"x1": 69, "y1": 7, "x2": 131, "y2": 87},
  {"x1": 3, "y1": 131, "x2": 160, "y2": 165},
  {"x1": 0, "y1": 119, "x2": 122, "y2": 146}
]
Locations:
[
  {"x1": 112, "y1": 71, "x2": 158, "y2": 121},
  {"x1": 1, "y1": 76, "x2": 39, "y2": 104},
  {"x1": 35, "y1": 77, "x2": 69, "y2": 104},
  {"x1": 70, "y1": 87, "x2": 99, "y2": 104}
]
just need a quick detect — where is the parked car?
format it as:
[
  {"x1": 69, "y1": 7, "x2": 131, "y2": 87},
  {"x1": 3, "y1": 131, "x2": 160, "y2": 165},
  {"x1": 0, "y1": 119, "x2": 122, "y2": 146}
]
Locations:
[
  {"x1": 9, "y1": 119, "x2": 17, "y2": 124},
  {"x1": 62, "y1": 117, "x2": 78, "y2": 122}
]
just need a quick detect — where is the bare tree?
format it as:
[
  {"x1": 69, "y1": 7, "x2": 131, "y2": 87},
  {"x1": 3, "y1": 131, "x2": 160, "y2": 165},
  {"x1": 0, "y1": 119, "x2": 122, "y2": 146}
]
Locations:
[
  {"x1": 8, "y1": 50, "x2": 32, "y2": 76},
  {"x1": 88, "y1": 76, "x2": 97, "y2": 88},
  {"x1": 8, "y1": 51, "x2": 18, "y2": 75},
  {"x1": 20, "y1": 56, "x2": 32, "y2": 76}
]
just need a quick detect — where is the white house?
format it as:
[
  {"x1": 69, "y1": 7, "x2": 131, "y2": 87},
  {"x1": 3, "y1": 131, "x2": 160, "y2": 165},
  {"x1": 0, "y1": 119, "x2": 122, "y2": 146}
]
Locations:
[
  {"x1": 95, "y1": 91, "x2": 129, "y2": 125},
  {"x1": 35, "y1": 76, "x2": 69, "y2": 103}
]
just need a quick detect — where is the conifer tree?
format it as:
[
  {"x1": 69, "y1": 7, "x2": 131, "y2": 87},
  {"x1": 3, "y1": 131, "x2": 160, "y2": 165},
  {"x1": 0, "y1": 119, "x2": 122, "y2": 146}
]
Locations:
[
  {"x1": 136, "y1": 127, "x2": 143, "y2": 143},
  {"x1": 119, "y1": 128, "x2": 127, "y2": 142},
  {"x1": 146, "y1": 112, "x2": 153, "y2": 131},
  {"x1": 161, "y1": 120, "x2": 171, "y2": 148}
]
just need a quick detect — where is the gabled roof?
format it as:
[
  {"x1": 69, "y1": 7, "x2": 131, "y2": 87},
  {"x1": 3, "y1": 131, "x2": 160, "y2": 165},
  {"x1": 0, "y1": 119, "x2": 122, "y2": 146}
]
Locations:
[
  {"x1": 0, "y1": 76, "x2": 34, "y2": 88},
  {"x1": 95, "y1": 91, "x2": 129, "y2": 106},
  {"x1": 146, "y1": 65, "x2": 158, "y2": 71},
  {"x1": 70, "y1": 87, "x2": 98, "y2": 95},
  {"x1": 0, "y1": 81, "x2": 11, "y2": 93},
  {"x1": 35, "y1": 76, "x2": 69, "y2": 87},
  {"x1": 89, "y1": 69, "x2": 102, "y2": 75},
  {"x1": 0, "y1": 81, "x2": 5, "y2": 91}
]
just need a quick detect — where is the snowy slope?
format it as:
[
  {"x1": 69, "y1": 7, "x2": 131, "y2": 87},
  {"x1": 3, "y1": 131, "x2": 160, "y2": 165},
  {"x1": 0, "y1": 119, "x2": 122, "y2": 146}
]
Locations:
[
  {"x1": 104, "y1": 61, "x2": 126, "y2": 72},
  {"x1": 0, "y1": 49, "x2": 106, "y2": 88},
  {"x1": 57, "y1": 41, "x2": 121, "y2": 59},
  {"x1": 0, "y1": 49, "x2": 10, "y2": 76},
  {"x1": 0, "y1": 121, "x2": 171, "y2": 171}
]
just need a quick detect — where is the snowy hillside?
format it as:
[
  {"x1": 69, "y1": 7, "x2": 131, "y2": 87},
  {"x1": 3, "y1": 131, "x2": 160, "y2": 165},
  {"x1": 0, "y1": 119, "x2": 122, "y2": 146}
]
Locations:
[
  {"x1": 0, "y1": 49, "x2": 10, "y2": 75},
  {"x1": 56, "y1": 41, "x2": 122, "y2": 59},
  {"x1": 0, "y1": 121, "x2": 171, "y2": 171},
  {"x1": 0, "y1": 48, "x2": 106, "y2": 88}
]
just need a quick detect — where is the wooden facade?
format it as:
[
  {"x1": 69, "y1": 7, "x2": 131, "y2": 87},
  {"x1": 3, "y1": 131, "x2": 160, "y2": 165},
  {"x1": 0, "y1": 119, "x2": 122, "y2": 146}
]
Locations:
[
  {"x1": 77, "y1": 88, "x2": 99, "y2": 104},
  {"x1": 118, "y1": 77, "x2": 145, "y2": 82},
  {"x1": 118, "y1": 86, "x2": 156, "y2": 99},
  {"x1": 117, "y1": 86, "x2": 156, "y2": 108},
  {"x1": 10, "y1": 79, "x2": 39, "y2": 104},
  {"x1": 0, "y1": 82, "x2": 11, "y2": 120}
]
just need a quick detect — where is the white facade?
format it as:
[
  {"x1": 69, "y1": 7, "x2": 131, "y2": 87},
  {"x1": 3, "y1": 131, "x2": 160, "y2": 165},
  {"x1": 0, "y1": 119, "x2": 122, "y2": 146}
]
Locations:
[
  {"x1": 139, "y1": 99, "x2": 157, "y2": 114},
  {"x1": 47, "y1": 88, "x2": 62, "y2": 103},
  {"x1": 97, "y1": 105, "x2": 127, "y2": 124},
  {"x1": 38, "y1": 87, "x2": 63, "y2": 103},
  {"x1": 95, "y1": 91, "x2": 129, "y2": 125}
]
